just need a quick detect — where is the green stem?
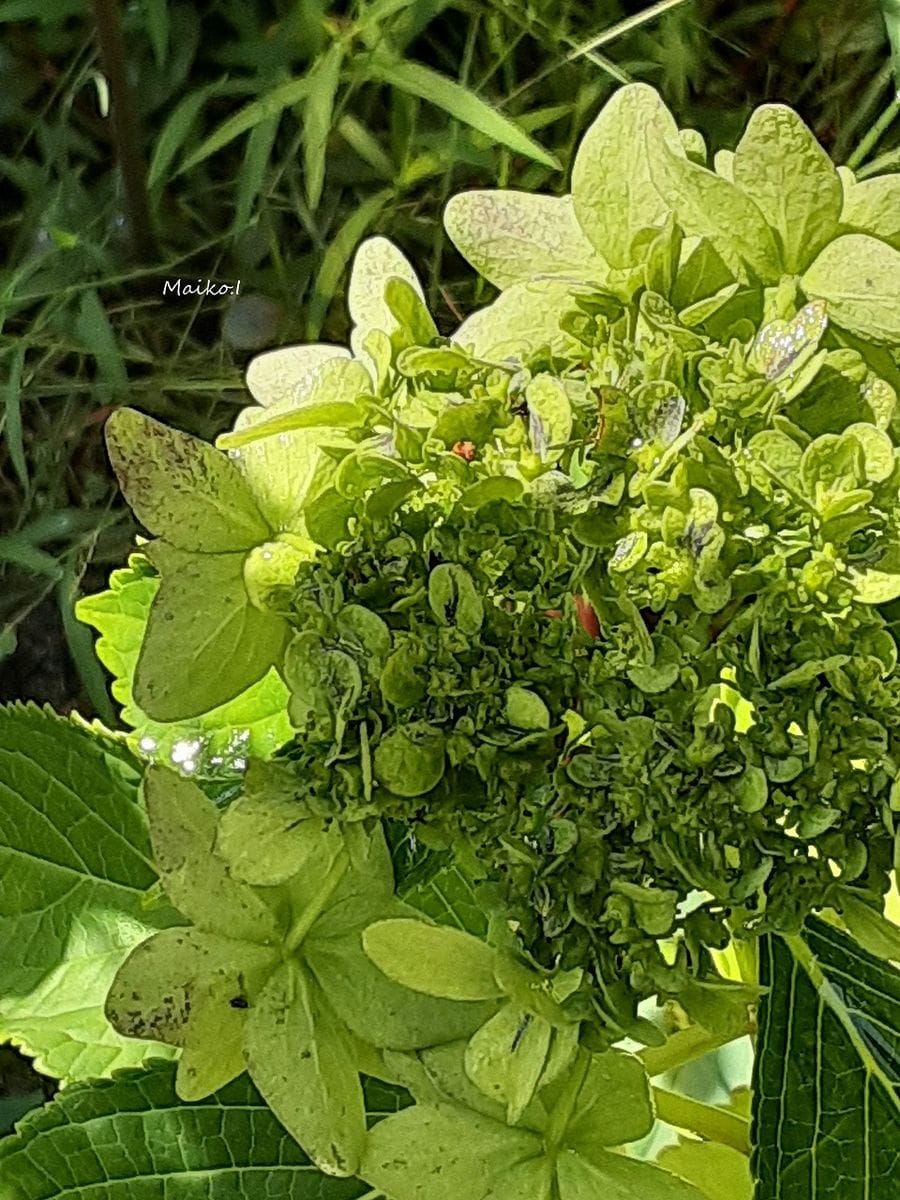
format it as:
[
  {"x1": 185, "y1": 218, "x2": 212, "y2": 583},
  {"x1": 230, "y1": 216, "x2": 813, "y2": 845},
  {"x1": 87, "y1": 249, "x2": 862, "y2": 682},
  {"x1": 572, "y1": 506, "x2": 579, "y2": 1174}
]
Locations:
[
  {"x1": 285, "y1": 847, "x2": 349, "y2": 953},
  {"x1": 568, "y1": 0, "x2": 691, "y2": 58},
  {"x1": 640, "y1": 1024, "x2": 736, "y2": 1078},
  {"x1": 847, "y1": 92, "x2": 900, "y2": 172},
  {"x1": 652, "y1": 1087, "x2": 750, "y2": 1154},
  {"x1": 545, "y1": 1049, "x2": 590, "y2": 1150}
]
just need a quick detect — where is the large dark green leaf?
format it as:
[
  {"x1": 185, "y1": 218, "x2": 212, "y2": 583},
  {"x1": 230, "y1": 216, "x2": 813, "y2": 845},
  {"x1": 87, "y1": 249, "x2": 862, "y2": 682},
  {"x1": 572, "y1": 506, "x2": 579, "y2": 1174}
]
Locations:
[
  {"x1": 0, "y1": 704, "x2": 174, "y2": 1081},
  {"x1": 752, "y1": 918, "x2": 900, "y2": 1198},
  {"x1": 0, "y1": 1059, "x2": 376, "y2": 1198}
]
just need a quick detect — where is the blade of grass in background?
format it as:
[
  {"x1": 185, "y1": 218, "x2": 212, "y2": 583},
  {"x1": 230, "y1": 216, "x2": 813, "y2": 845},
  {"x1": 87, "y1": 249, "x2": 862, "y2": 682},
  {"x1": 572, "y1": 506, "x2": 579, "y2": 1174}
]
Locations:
[
  {"x1": 304, "y1": 41, "x2": 346, "y2": 211},
  {"x1": 368, "y1": 54, "x2": 561, "y2": 170}
]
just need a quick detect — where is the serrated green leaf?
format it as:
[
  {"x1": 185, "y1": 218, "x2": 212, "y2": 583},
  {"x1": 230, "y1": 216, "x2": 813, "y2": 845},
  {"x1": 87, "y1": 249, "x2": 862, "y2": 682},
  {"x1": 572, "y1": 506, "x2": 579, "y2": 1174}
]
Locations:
[
  {"x1": 0, "y1": 1059, "x2": 369, "y2": 1199},
  {"x1": 444, "y1": 190, "x2": 608, "y2": 288},
  {"x1": 135, "y1": 544, "x2": 288, "y2": 722},
  {"x1": 733, "y1": 105, "x2": 842, "y2": 272},
  {"x1": 802, "y1": 234, "x2": 900, "y2": 343},
  {"x1": 244, "y1": 960, "x2": 367, "y2": 1177},
  {"x1": 835, "y1": 891, "x2": 900, "y2": 962},
  {"x1": 0, "y1": 705, "x2": 173, "y2": 1081},
  {"x1": 76, "y1": 557, "x2": 292, "y2": 767},
  {"x1": 399, "y1": 858, "x2": 489, "y2": 936},
  {"x1": 753, "y1": 919, "x2": 900, "y2": 1199},
  {"x1": 364, "y1": 918, "x2": 503, "y2": 1000},
  {"x1": 571, "y1": 83, "x2": 684, "y2": 270},
  {"x1": 106, "y1": 408, "x2": 270, "y2": 552}
]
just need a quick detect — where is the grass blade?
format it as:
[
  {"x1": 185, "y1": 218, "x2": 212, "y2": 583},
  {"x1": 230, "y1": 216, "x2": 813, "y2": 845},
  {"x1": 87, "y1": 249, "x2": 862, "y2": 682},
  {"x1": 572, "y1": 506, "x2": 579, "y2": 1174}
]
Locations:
[
  {"x1": 3, "y1": 346, "x2": 27, "y2": 492},
  {"x1": 337, "y1": 113, "x2": 395, "y2": 179},
  {"x1": 144, "y1": 0, "x2": 169, "y2": 68},
  {"x1": 75, "y1": 290, "x2": 127, "y2": 401},
  {"x1": 0, "y1": 537, "x2": 63, "y2": 580},
  {"x1": 306, "y1": 188, "x2": 392, "y2": 338},
  {"x1": 148, "y1": 80, "x2": 226, "y2": 190},
  {"x1": 881, "y1": 0, "x2": 900, "y2": 91},
  {"x1": 59, "y1": 559, "x2": 116, "y2": 725},
  {"x1": 369, "y1": 54, "x2": 560, "y2": 170},
  {"x1": 234, "y1": 115, "x2": 279, "y2": 231},
  {"x1": 180, "y1": 76, "x2": 312, "y2": 173},
  {"x1": 569, "y1": 0, "x2": 692, "y2": 58},
  {"x1": 304, "y1": 41, "x2": 345, "y2": 211}
]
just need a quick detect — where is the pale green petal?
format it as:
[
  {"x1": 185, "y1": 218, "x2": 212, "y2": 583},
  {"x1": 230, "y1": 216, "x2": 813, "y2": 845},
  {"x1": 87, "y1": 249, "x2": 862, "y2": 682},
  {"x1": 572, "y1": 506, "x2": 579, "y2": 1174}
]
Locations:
[
  {"x1": 245, "y1": 343, "x2": 351, "y2": 407},
  {"x1": 444, "y1": 190, "x2": 608, "y2": 288}
]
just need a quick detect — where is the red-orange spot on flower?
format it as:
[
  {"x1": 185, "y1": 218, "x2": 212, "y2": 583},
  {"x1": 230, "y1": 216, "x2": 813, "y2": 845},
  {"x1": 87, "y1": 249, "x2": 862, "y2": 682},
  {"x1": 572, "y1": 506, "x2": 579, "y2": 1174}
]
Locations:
[{"x1": 451, "y1": 440, "x2": 477, "y2": 462}]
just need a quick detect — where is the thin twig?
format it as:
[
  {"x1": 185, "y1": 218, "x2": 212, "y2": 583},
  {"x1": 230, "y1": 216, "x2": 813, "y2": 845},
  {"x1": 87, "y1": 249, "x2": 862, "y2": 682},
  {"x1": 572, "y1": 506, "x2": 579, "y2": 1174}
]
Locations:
[
  {"x1": 847, "y1": 93, "x2": 900, "y2": 171},
  {"x1": 567, "y1": 0, "x2": 692, "y2": 60}
]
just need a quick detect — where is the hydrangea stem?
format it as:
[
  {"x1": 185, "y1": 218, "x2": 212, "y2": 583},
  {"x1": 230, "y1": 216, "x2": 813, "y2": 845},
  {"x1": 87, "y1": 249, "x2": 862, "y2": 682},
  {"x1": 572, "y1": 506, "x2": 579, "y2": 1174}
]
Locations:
[
  {"x1": 640, "y1": 1025, "x2": 736, "y2": 1078},
  {"x1": 652, "y1": 1087, "x2": 750, "y2": 1154},
  {"x1": 284, "y1": 848, "x2": 349, "y2": 953}
]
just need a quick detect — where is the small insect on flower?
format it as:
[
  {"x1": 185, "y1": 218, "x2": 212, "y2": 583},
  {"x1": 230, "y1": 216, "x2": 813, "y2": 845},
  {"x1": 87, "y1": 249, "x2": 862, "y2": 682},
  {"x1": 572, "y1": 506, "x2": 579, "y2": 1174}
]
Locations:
[
  {"x1": 511, "y1": 1012, "x2": 533, "y2": 1051},
  {"x1": 452, "y1": 440, "x2": 477, "y2": 461}
]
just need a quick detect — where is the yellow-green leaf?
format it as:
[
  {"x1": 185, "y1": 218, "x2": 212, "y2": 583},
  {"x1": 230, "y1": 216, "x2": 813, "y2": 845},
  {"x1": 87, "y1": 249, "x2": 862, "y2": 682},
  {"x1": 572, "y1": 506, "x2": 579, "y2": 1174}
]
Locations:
[{"x1": 802, "y1": 234, "x2": 900, "y2": 343}]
